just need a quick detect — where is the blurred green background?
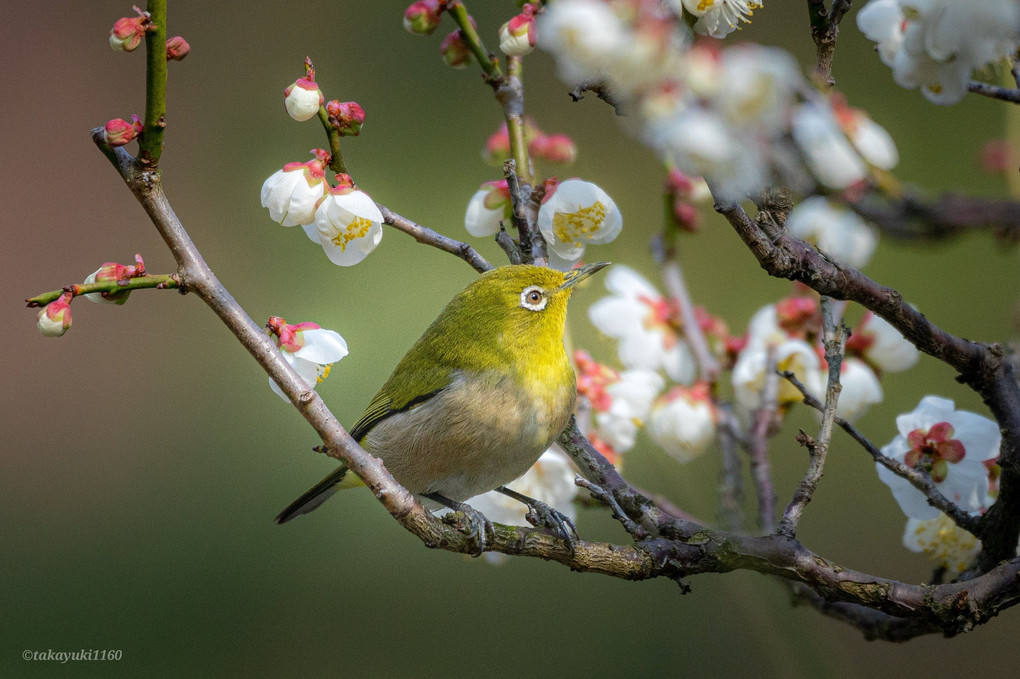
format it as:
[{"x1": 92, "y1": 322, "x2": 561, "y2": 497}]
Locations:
[{"x1": 4, "y1": 1, "x2": 1019, "y2": 676}]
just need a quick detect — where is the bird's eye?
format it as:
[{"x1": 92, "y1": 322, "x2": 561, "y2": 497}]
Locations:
[{"x1": 520, "y1": 286, "x2": 547, "y2": 311}]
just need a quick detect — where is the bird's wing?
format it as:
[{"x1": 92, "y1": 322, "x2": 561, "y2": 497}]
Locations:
[{"x1": 349, "y1": 365, "x2": 453, "y2": 443}]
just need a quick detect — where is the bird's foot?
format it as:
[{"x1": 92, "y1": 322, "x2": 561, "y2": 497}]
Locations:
[
  {"x1": 496, "y1": 486, "x2": 577, "y2": 552},
  {"x1": 425, "y1": 493, "x2": 492, "y2": 557}
]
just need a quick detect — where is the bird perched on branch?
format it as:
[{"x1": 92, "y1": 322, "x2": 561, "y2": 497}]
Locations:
[{"x1": 275, "y1": 262, "x2": 609, "y2": 553}]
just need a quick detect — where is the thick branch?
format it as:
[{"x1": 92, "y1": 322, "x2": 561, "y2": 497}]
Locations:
[{"x1": 847, "y1": 191, "x2": 1020, "y2": 241}]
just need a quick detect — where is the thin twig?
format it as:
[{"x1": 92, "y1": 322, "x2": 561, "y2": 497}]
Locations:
[
  {"x1": 780, "y1": 370, "x2": 982, "y2": 536},
  {"x1": 503, "y1": 159, "x2": 545, "y2": 265},
  {"x1": 806, "y1": 0, "x2": 853, "y2": 87},
  {"x1": 495, "y1": 226, "x2": 524, "y2": 264},
  {"x1": 717, "y1": 403, "x2": 745, "y2": 533},
  {"x1": 26, "y1": 274, "x2": 180, "y2": 307},
  {"x1": 778, "y1": 297, "x2": 847, "y2": 537},
  {"x1": 654, "y1": 237, "x2": 720, "y2": 383},
  {"x1": 376, "y1": 204, "x2": 493, "y2": 273},
  {"x1": 575, "y1": 476, "x2": 650, "y2": 540},
  {"x1": 967, "y1": 81, "x2": 1020, "y2": 104},
  {"x1": 568, "y1": 80, "x2": 624, "y2": 115}
]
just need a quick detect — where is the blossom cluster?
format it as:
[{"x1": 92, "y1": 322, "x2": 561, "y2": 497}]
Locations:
[
  {"x1": 538, "y1": 0, "x2": 899, "y2": 200},
  {"x1": 857, "y1": 0, "x2": 1020, "y2": 105},
  {"x1": 260, "y1": 66, "x2": 383, "y2": 267}
]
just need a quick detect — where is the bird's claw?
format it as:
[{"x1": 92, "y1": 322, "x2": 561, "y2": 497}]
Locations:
[
  {"x1": 443, "y1": 504, "x2": 493, "y2": 557},
  {"x1": 524, "y1": 499, "x2": 578, "y2": 552}
]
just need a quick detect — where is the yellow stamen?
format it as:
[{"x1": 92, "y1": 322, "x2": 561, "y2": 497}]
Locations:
[
  {"x1": 316, "y1": 363, "x2": 333, "y2": 383},
  {"x1": 330, "y1": 216, "x2": 373, "y2": 251},
  {"x1": 553, "y1": 200, "x2": 607, "y2": 247}
]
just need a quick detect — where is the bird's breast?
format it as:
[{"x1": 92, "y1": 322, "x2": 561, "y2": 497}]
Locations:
[{"x1": 363, "y1": 368, "x2": 575, "y2": 501}]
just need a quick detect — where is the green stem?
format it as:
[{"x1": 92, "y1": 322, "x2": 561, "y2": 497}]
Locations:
[
  {"x1": 26, "y1": 274, "x2": 180, "y2": 307},
  {"x1": 504, "y1": 56, "x2": 531, "y2": 185},
  {"x1": 448, "y1": 2, "x2": 502, "y2": 81},
  {"x1": 317, "y1": 106, "x2": 348, "y2": 175},
  {"x1": 138, "y1": 0, "x2": 168, "y2": 167}
]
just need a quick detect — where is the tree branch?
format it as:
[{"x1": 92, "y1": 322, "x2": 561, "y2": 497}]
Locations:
[
  {"x1": 376, "y1": 204, "x2": 493, "y2": 273},
  {"x1": 806, "y1": 0, "x2": 852, "y2": 87},
  {"x1": 847, "y1": 190, "x2": 1020, "y2": 242},
  {"x1": 778, "y1": 297, "x2": 847, "y2": 537},
  {"x1": 968, "y1": 81, "x2": 1020, "y2": 104}
]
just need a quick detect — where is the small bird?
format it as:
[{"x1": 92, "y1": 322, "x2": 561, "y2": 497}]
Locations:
[{"x1": 275, "y1": 262, "x2": 609, "y2": 552}]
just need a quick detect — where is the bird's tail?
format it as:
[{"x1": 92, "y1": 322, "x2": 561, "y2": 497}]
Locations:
[{"x1": 274, "y1": 463, "x2": 363, "y2": 524}]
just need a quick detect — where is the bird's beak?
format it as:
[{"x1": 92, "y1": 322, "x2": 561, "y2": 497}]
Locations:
[{"x1": 558, "y1": 261, "x2": 610, "y2": 291}]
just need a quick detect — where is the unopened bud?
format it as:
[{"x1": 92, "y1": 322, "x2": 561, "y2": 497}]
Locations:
[
  {"x1": 165, "y1": 35, "x2": 191, "y2": 61},
  {"x1": 483, "y1": 124, "x2": 510, "y2": 164},
  {"x1": 529, "y1": 134, "x2": 576, "y2": 164},
  {"x1": 104, "y1": 115, "x2": 143, "y2": 147},
  {"x1": 498, "y1": 4, "x2": 537, "y2": 57},
  {"x1": 404, "y1": 0, "x2": 444, "y2": 35},
  {"x1": 440, "y1": 29, "x2": 471, "y2": 69},
  {"x1": 109, "y1": 8, "x2": 151, "y2": 52},
  {"x1": 326, "y1": 100, "x2": 366, "y2": 136},
  {"x1": 84, "y1": 254, "x2": 146, "y2": 305},
  {"x1": 37, "y1": 291, "x2": 73, "y2": 337},
  {"x1": 284, "y1": 77, "x2": 324, "y2": 122}
]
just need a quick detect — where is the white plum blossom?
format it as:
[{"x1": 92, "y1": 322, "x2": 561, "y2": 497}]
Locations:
[
  {"x1": 849, "y1": 312, "x2": 920, "y2": 373},
  {"x1": 650, "y1": 108, "x2": 766, "y2": 202},
  {"x1": 283, "y1": 77, "x2": 324, "y2": 122},
  {"x1": 593, "y1": 370, "x2": 665, "y2": 452},
  {"x1": 267, "y1": 318, "x2": 349, "y2": 402},
  {"x1": 538, "y1": 0, "x2": 628, "y2": 84},
  {"x1": 676, "y1": 0, "x2": 763, "y2": 39},
  {"x1": 903, "y1": 513, "x2": 981, "y2": 574},
  {"x1": 466, "y1": 447, "x2": 578, "y2": 563},
  {"x1": 537, "y1": 179, "x2": 622, "y2": 262},
  {"x1": 832, "y1": 97, "x2": 899, "y2": 170},
  {"x1": 835, "y1": 357, "x2": 883, "y2": 422},
  {"x1": 313, "y1": 179, "x2": 384, "y2": 266},
  {"x1": 587, "y1": 265, "x2": 697, "y2": 383},
  {"x1": 877, "y1": 396, "x2": 1001, "y2": 520},
  {"x1": 792, "y1": 102, "x2": 868, "y2": 190},
  {"x1": 464, "y1": 180, "x2": 510, "y2": 238},
  {"x1": 261, "y1": 154, "x2": 329, "y2": 227},
  {"x1": 786, "y1": 196, "x2": 879, "y2": 269},
  {"x1": 857, "y1": 0, "x2": 1020, "y2": 105},
  {"x1": 713, "y1": 45, "x2": 800, "y2": 136},
  {"x1": 648, "y1": 384, "x2": 717, "y2": 463},
  {"x1": 733, "y1": 338, "x2": 825, "y2": 412}
]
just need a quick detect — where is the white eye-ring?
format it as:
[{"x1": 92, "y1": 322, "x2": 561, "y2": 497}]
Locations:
[{"x1": 520, "y1": 285, "x2": 547, "y2": 311}]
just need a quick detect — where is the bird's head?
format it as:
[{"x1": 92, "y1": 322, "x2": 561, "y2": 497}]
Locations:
[{"x1": 450, "y1": 262, "x2": 610, "y2": 349}]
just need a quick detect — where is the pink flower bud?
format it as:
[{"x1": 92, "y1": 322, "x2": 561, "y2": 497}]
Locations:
[
  {"x1": 283, "y1": 77, "x2": 324, "y2": 122},
  {"x1": 440, "y1": 29, "x2": 471, "y2": 69},
  {"x1": 37, "y1": 291, "x2": 73, "y2": 337},
  {"x1": 498, "y1": 4, "x2": 537, "y2": 56},
  {"x1": 404, "y1": 0, "x2": 444, "y2": 35},
  {"x1": 104, "y1": 115, "x2": 143, "y2": 147},
  {"x1": 84, "y1": 254, "x2": 146, "y2": 305},
  {"x1": 483, "y1": 124, "x2": 511, "y2": 164},
  {"x1": 529, "y1": 134, "x2": 576, "y2": 164},
  {"x1": 671, "y1": 198, "x2": 700, "y2": 233},
  {"x1": 109, "y1": 8, "x2": 151, "y2": 52},
  {"x1": 165, "y1": 35, "x2": 191, "y2": 61},
  {"x1": 980, "y1": 139, "x2": 1015, "y2": 174},
  {"x1": 326, "y1": 100, "x2": 366, "y2": 136}
]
